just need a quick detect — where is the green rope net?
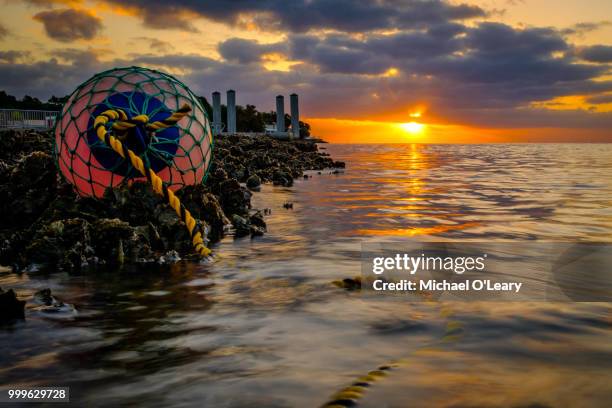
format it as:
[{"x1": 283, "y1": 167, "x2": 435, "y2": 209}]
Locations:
[{"x1": 54, "y1": 66, "x2": 214, "y2": 198}]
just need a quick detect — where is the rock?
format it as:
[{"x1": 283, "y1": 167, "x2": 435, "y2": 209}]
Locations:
[
  {"x1": 231, "y1": 214, "x2": 251, "y2": 237},
  {"x1": 0, "y1": 151, "x2": 57, "y2": 228},
  {"x1": 272, "y1": 170, "x2": 293, "y2": 187},
  {"x1": 26, "y1": 218, "x2": 93, "y2": 270},
  {"x1": 158, "y1": 250, "x2": 181, "y2": 264},
  {"x1": 0, "y1": 287, "x2": 25, "y2": 322},
  {"x1": 33, "y1": 288, "x2": 76, "y2": 315},
  {"x1": 332, "y1": 277, "x2": 362, "y2": 290},
  {"x1": 250, "y1": 211, "x2": 267, "y2": 230},
  {"x1": 246, "y1": 174, "x2": 261, "y2": 191},
  {"x1": 219, "y1": 178, "x2": 252, "y2": 217},
  {"x1": 283, "y1": 202, "x2": 294, "y2": 210}
]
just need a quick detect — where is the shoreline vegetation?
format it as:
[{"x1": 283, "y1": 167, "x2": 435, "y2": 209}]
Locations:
[{"x1": 0, "y1": 128, "x2": 345, "y2": 275}]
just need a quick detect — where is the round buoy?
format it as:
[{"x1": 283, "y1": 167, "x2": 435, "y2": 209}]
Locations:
[{"x1": 54, "y1": 66, "x2": 213, "y2": 198}]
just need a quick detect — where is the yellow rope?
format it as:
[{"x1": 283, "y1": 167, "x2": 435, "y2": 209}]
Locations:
[
  {"x1": 320, "y1": 302, "x2": 462, "y2": 407},
  {"x1": 93, "y1": 104, "x2": 211, "y2": 257}
]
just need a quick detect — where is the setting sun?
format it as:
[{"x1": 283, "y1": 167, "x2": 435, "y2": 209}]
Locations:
[{"x1": 400, "y1": 121, "x2": 425, "y2": 134}]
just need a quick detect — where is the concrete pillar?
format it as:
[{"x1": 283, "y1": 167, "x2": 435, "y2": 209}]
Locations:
[
  {"x1": 276, "y1": 95, "x2": 285, "y2": 132},
  {"x1": 212, "y1": 91, "x2": 221, "y2": 135},
  {"x1": 227, "y1": 89, "x2": 236, "y2": 134},
  {"x1": 290, "y1": 93, "x2": 299, "y2": 139}
]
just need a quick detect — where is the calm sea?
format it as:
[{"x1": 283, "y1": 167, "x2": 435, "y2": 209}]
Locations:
[{"x1": 1, "y1": 143, "x2": 611, "y2": 407}]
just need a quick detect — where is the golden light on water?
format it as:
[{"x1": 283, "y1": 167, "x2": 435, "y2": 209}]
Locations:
[{"x1": 400, "y1": 121, "x2": 425, "y2": 135}]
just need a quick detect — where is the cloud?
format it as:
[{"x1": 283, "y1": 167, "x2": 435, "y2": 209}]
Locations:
[
  {"x1": 218, "y1": 38, "x2": 287, "y2": 64},
  {"x1": 586, "y1": 94, "x2": 612, "y2": 104},
  {"x1": 0, "y1": 51, "x2": 31, "y2": 63},
  {"x1": 577, "y1": 45, "x2": 612, "y2": 63},
  {"x1": 33, "y1": 8, "x2": 103, "y2": 42},
  {"x1": 561, "y1": 21, "x2": 611, "y2": 36},
  {"x1": 103, "y1": 0, "x2": 486, "y2": 33},
  {"x1": 132, "y1": 37, "x2": 173, "y2": 52}
]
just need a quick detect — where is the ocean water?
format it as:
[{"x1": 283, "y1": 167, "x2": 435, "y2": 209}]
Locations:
[{"x1": 1, "y1": 143, "x2": 611, "y2": 407}]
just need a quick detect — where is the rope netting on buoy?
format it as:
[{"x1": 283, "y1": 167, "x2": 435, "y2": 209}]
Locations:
[{"x1": 54, "y1": 66, "x2": 214, "y2": 256}]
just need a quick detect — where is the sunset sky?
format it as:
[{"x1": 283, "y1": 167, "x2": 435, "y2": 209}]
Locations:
[{"x1": 1, "y1": 0, "x2": 611, "y2": 142}]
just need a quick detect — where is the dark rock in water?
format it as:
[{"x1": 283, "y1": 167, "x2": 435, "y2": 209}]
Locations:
[
  {"x1": 33, "y1": 288, "x2": 76, "y2": 315},
  {"x1": 272, "y1": 169, "x2": 293, "y2": 187},
  {"x1": 333, "y1": 161, "x2": 346, "y2": 168},
  {"x1": 250, "y1": 211, "x2": 267, "y2": 230},
  {"x1": 0, "y1": 287, "x2": 25, "y2": 322},
  {"x1": 332, "y1": 277, "x2": 362, "y2": 290},
  {"x1": 246, "y1": 174, "x2": 261, "y2": 191},
  {"x1": 283, "y1": 202, "x2": 294, "y2": 210},
  {"x1": 231, "y1": 214, "x2": 251, "y2": 237}
]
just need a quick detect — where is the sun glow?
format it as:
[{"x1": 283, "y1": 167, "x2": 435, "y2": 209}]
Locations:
[{"x1": 400, "y1": 121, "x2": 425, "y2": 135}]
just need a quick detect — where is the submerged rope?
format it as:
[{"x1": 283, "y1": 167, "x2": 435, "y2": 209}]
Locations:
[
  {"x1": 320, "y1": 301, "x2": 462, "y2": 407},
  {"x1": 94, "y1": 104, "x2": 211, "y2": 257}
]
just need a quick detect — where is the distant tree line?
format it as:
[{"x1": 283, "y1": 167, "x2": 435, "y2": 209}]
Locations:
[
  {"x1": 0, "y1": 91, "x2": 68, "y2": 110},
  {"x1": 0, "y1": 90, "x2": 311, "y2": 136}
]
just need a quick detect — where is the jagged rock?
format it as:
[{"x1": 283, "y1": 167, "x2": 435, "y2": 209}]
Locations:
[
  {"x1": 246, "y1": 174, "x2": 261, "y2": 191},
  {"x1": 272, "y1": 169, "x2": 293, "y2": 187},
  {"x1": 26, "y1": 218, "x2": 93, "y2": 270},
  {"x1": 250, "y1": 211, "x2": 267, "y2": 230},
  {"x1": 219, "y1": 178, "x2": 252, "y2": 217},
  {"x1": 178, "y1": 185, "x2": 229, "y2": 243},
  {"x1": 32, "y1": 288, "x2": 76, "y2": 314},
  {"x1": 231, "y1": 214, "x2": 251, "y2": 237},
  {"x1": 0, "y1": 151, "x2": 57, "y2": 228},
  {"x1": 0, "y1": 287, "x2": 25, "y2": 322}
]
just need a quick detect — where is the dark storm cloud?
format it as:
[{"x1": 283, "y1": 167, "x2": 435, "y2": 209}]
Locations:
[
  {"x1": 33, "y1": 8, "x2": 103, "y2": 42},
  {"x1": 578, "y1": 45, "x2": 612, "y2": 63},
  {"x1": 103, "y1": 0, "x2": 486, "y2": 32},
  {"x1": 218, "y1": 38, "x2": 287, "y2": 64}
]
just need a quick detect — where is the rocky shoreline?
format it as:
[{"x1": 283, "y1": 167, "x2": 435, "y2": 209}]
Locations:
[{"x1": 0, "y1": 129, "x2": 344, "y2": 272}]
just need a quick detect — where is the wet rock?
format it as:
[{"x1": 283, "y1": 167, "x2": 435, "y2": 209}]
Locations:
[
  {"x1": 250, "y1": 211, "x2": 267, "y2": 230},
  {"x1": 178, "y1": 185, "x2": 229, "y2": 242},
  {"x1": 272, "y1": 169, "x2": 293, "y2": 187},
  {"x1": 246, "y1": 174, "x2": 261, "y2": 191},
  {"x1": 231, "y1": 214, "x2": 251, "y2": 237},
  {"x1": 32, "y1": 288, "x2": 76, "y2": 314},
  {"x1": 158, "y1": 250, "x2": 181, "y2": 264},
  {"x1": 332, "y1": 276, "x2": 362, "y2": 290},
  {"x1": 26, "y1": 218, "x2": 93, "y2": 270},
  {"x1": 333, "y1": 161, "x2": 346, "y2": 168},
  {"x1": 0, "y1": 287, "x2": 25, "y2": 322},
  {"x1": 283, "y1": 202, "x2": 294, "y2": 210},
  {"x1": 219, "y1": 178, "x2": 252, "y2": 217}
]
